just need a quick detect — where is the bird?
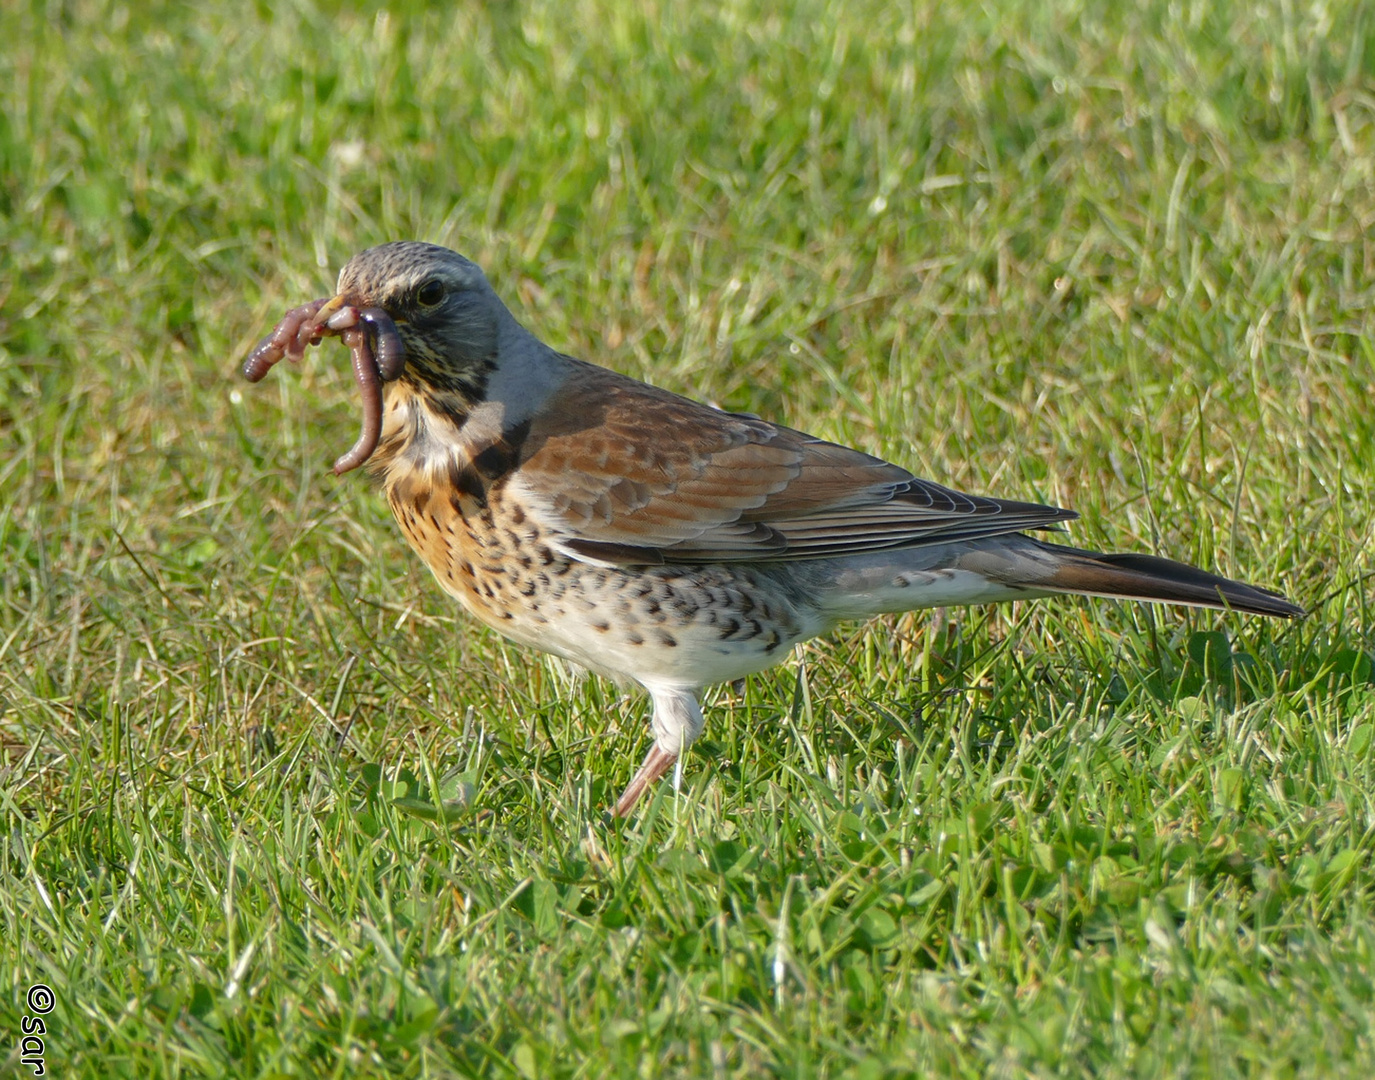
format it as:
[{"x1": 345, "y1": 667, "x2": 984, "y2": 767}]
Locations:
[{"x1": 243, "y1": 241, "x2": 1304, "y2": 816}]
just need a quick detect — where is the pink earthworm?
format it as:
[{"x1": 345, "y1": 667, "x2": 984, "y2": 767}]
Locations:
[
  {"x1": 241, "y1": 298, "x2": 329, "y2": 382},
  {"x1": 357, "y1": 307, "x2": 406, "y2": 381},
  {"x1": 242, "y1": 300, "x2": 407, "y2": 474},
  {"x1": 331, "y1": 326, "x2": 383, "y2": 475}
]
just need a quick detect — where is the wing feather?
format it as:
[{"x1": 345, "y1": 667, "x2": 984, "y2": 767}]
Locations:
[{"x1": 508, "y1": 360, "x2": 1075, "y2": 564}]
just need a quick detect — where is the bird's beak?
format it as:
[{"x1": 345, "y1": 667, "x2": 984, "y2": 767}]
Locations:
[{"x1": 310, "y1": 293, "x2": 359, "y2": 331}]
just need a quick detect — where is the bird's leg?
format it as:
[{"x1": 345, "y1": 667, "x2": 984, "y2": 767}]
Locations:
[
  {"x1": 611, "y1": 688, "x2": 704, "y2": 817},
  {"x1": 613, "y1": 744, "x2": 679, "y2": 817}
]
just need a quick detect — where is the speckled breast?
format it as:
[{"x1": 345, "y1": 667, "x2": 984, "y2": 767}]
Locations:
[{"x1": 383, "y1": 465, "x2": 819, "y2": 688}]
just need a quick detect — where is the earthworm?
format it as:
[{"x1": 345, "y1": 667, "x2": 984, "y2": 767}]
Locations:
[
  {"x1": 242, "y1": 301, "x2": 407, "y2": 474},
  {"x1": 358, "y1": 307, "x2": 406, "y2": 381},
  {"x1": 242, "y1": 299, "x2": 329, "y2": 382},
  {"x1": 331, "y1": 326, "x2": 383, "y2": 475}
]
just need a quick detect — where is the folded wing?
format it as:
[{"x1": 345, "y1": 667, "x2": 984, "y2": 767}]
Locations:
[{"x1": 507, "y1": 360, "x2": 1075, "y2": 565}]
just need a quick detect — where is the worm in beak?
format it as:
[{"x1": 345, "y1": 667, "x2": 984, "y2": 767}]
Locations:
[{"x1": 241, "y1": 299, "x2": 407, "y2": 474}]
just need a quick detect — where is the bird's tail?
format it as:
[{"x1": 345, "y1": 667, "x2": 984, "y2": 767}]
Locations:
[{"x1": 1028, "y1": 540, "x2": 1304, "y2": 618}]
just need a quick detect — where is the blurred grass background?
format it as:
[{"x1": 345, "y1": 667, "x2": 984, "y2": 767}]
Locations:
[{"x1": 3, "y1": 0, "x2": 1375, "y2": 1075}]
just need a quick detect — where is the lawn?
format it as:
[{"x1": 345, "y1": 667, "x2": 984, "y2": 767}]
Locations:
[{"x1": 3, "y1": 0, "x2": 1375, "y2": 1075}]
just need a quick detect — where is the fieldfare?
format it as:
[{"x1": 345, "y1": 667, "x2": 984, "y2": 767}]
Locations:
[{"x1": 243, "y1": 242, "x2": 1303, "y2": 815}]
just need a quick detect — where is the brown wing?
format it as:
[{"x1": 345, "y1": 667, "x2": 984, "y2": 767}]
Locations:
[{"x1": 507, "y1": 359, "x2": 1076, "y2": 565}]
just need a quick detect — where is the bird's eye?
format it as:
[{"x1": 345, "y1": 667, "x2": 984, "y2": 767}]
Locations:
[{"x1": 415, "y1": 279, "x2": 446, "y2": 308}]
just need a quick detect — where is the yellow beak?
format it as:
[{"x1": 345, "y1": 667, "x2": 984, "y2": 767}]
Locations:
[{"x1": 311, "y1": 293, "x2": 353, "y2": 329}]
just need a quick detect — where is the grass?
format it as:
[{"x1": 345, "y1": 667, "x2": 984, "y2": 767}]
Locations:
[{"x1": 3, "y1": 0, "x2": 1375, "y2": 1074}]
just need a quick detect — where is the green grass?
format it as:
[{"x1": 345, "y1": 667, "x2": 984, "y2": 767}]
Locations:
[{"x1": 3, "y1": 0, "x2": 1375, "y2": 1075}]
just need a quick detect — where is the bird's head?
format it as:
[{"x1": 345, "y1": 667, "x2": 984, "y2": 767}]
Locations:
[{"x1": 319, "y1": 241, "x2": 506, "y2": 401}]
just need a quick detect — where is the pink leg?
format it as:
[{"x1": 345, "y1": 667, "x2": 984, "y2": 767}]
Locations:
[{"x1": 612, "y1": 744, "x2": 679, "y2": 817}]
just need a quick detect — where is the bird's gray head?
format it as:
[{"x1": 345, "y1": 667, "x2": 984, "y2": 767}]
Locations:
[{"x1": 333, "y1": 241, "x2": 505, "y2": 400}]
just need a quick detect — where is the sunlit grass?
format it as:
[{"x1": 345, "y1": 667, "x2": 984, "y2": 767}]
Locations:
[{"x1": 2, "y1": 0, "x2": 1374, "y2": 1076}]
